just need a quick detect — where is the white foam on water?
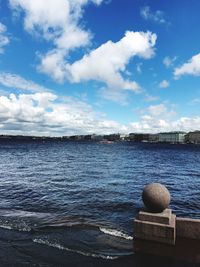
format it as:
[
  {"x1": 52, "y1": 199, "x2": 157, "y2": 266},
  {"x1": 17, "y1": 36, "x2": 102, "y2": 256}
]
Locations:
[
  {"x1": 0, "y1": 224, "x2": 13, "y2": 230},
  {"x1": 0, "y1": 223, "x2": 31, "y2": 232},
  {"x1": 99, "y1": 227, "x2": 133, "y2": 240},
  {"x1": 33, "y1": 238, "x2": 119, "y2": 260}
]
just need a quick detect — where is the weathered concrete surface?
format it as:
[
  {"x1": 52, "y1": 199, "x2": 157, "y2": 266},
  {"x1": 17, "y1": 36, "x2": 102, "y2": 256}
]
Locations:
[
  {"x1": 134, "y1": 214, "x2": 176, "y2": 245},
  {"x1": 133, "y1": 237, "x2": 200, "y2": 263},
  {"x1": 138, "y1": 209, "x2": 172, "y2": 225},
  {"x1": 176, "y1": 217, "x2": 200, "y2": 239},
  {"x1": 142, "y1": 183, "x2": 171, "y2": 212}
]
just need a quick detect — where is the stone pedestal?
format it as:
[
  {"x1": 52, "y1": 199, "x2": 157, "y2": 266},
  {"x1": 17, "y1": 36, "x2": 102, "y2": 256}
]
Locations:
[
  {"x1": 134, "y1": 209, "x2": 176, "y2": 245},
  {"x1": 134, "y1": 183, "x2": 200, "y2": 263}
]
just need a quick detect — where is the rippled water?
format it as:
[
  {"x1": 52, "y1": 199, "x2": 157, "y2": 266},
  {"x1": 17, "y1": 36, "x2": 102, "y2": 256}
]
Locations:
[{"x1": 0, "y1": 140, "x2": 199, "y2": 266}]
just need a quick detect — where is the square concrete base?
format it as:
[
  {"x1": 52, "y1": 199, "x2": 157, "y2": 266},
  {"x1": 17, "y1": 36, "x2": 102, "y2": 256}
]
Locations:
[
  {"x1": 138, "y1": 208, "x2": 172, "y2": 225},
  {"x1": 134, "y1": 209, "x2": 176, "y2": 245}
]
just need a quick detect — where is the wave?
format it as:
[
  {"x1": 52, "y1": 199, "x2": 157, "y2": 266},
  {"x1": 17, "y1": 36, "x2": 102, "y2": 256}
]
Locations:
[
  {"x1": 0, "y1": 209, "x2": 52, "y2": 219},
  {"x1": 0, "y1": 224, "x2": 13, "y2": 230},
  {"x1": 0, "y1": 214, "x2": 134, "y2": 243},
  {"x1": 99, "y1": 227, "x2": 133, "y2": 240},
  {"x1": 33, "y1": 238, "x2": 119, "y2": 260},
  {"x1": 38, "y1": 221, "x2": 134, "y2": 242},
  {"x1": 0, "y1": 222, "x2": 32, "y2": 232}
]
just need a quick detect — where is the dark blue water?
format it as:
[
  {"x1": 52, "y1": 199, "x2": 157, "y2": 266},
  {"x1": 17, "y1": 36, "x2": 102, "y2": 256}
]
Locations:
[{"x1": 0, "y1": 140, "x2": 199, "y2": 266}]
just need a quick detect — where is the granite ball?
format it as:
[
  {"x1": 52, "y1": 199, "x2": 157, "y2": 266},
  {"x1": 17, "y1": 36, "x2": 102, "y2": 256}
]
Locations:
[{"x1": 142, "y1": 183, "x2": 170, "y2": 213}]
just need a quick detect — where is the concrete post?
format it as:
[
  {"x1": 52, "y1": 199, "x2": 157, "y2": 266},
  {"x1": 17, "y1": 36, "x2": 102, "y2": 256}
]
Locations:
[{"x1": 133, "y1": 183, "x2": 200, "y2": 263}]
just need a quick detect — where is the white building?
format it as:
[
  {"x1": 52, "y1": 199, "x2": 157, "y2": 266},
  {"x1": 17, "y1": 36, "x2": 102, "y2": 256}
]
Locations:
[
  {"x1": 158, "y1": 132, "x2": 186, "y2": 143},
  {"x1": 120, "y1": 134, "x2": 129, "y2": 140}
]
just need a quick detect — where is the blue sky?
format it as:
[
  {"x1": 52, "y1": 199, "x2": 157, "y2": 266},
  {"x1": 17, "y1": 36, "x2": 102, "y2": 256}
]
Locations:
[{"x1": 0, "y1": 0, "x2": 200, "y2": 136}]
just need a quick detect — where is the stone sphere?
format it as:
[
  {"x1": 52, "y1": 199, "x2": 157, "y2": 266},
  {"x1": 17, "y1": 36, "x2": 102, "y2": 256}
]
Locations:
[{"x1": 142, "y1": 183, "x2": 170, "y2": 212}]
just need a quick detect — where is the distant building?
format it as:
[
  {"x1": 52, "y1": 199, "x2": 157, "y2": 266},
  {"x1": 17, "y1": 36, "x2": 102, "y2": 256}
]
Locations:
[
  {"x1": 128, "y1": 133, "x2": 141, "y2": 142},
  {"x1": 185, "y1": 131, "x2": 200, "y2": 144},
  {"x1": 129, "y1": 133, "x2": 136, "y2": 141},
  {"x1": 104, "y1": 134, "x2": 120, "y2": 141},
  {"x1": 83, "y1": 135, "x2": 92, "y2": 140},
  {"x1": 128, "y1": 133, "x2": 151, "y2": 142},
  {"x1": 119, "y1": 134, "x2": 129, "y2": 141},
  {"x1": 158, "y1": 132, "x2": 186, "y2": 143},
  {"x1": 148, "y1": 134, "x2": 159, "y2": 142},
  {"x1": 69, "y1": 135, "x2": 84, "y2": 140},
  {"x1": 62, "y1": 136, "x2": 70, "y2": 140},
  {"x1": 91, "y1": 134, "x2": 104, "y2": 141},
  {"x1": 140, "y1": 134, "x2": 150, "y2": 142}
]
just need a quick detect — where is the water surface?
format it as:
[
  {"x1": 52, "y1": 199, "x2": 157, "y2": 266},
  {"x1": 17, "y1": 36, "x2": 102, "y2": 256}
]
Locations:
[{"x1": 0, "y1": 140, "x2": 199, "y2": 266}]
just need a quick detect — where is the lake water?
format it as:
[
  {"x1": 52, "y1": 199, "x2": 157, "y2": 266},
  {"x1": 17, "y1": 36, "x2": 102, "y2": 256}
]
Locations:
[{"x1": 0, "y1": 140, "x2": 199, "y2": 266}]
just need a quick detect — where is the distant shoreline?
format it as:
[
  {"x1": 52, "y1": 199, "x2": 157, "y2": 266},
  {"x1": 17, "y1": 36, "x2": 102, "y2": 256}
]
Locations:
[{"x1": 0, "y1": 134, "x2": 199, "y2": 145}]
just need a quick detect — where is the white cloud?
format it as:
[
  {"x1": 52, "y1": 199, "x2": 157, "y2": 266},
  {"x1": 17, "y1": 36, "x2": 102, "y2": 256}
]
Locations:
[
  {"x1": 0, "y1": 72, "x2": 50, "y2": 92},
  {"x1": 9, "y1": 0, "x2": 104, "y2": 82},
  {"x1": 148, "y1": 103, "x2": 176, "y2": 118},
  {"x1": 65, "y1": 31, "x2": 156, "y2": 97},
  {"x1": 130, "y1": 118, "x2": 169, "y2": 132},
  {"x1": 38, "y1": 50, "x2": 67, "y2": 83},
  {"x1": 9, "y1": 1, "x2": 157, "y2": 102},
  {"x1": 147, "y1": 103, "x2": 168, "y2": 117},
  {"x1": 9, "y1": 0, "x2": 102, "y2": 49},
  {"x1": 129, "y1": 116, "x2": 200, "y2": 133},
  {"x1": 159, "y1": 79, "x2": 169, "y2": 88},
  {"x1": 39, "y1": 30, "x2": 156, "y2": 102},
  {"x1": 99, "y1": 87, "x2": 129, "y2": 105},
  {"x1": 140, "y1": 6, "x2": 166, "y2": 24},
  {"x1": 0, "y1": 93, "x2": 199, "y2": 135},
  {"x1": 174, "y1": 53, "x2": 200, "y2": 78},
  {"x1": 129, "y1": 103, "x2": 200, "y2": 133},
  {"x1": 190, "y1": 98, "x2": 200, "y2": 105},
  {"x1": 163, "y1": 56, "x2": 177, "y2": 68},
  {"x1": 136, "y1": 62, "x2": 143, "y2": 74},
  {"x1": 144, "y1": 94, "x2": 159, "y2": 102},
  {"x1": 0, "y1": 22, "x2": 9, "y2": 53},
  {"x1": 173, "y1": 117, "x2": 200, "y2": 131},
  {"x1": 0, "y1": 92, "x2": 127, "y2": 136}
]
